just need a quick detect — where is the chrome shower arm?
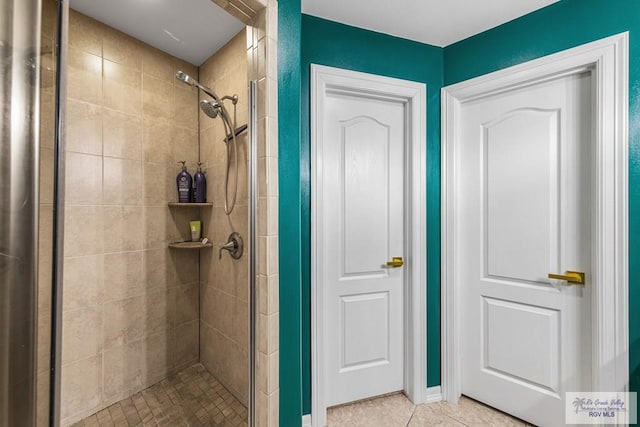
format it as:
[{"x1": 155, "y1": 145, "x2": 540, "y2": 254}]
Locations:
[{"x1": 197, "y1": 84, "x2": 220, "y2": 102}]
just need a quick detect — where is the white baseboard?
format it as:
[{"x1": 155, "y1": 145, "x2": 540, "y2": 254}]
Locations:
[
  {"x1": 426, "y1": 386, "x2": 442, "y2": 403},
  {"x1": 302, "y1": 414, "x2": 312, "y2": 427}
]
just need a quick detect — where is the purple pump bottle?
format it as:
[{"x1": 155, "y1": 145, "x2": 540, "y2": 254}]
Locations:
[
  {"x1": 177, "y1": 161, "x2": 193, "y2": 203},
  {"x1": 194, "y1": 162, "x2": 207, "y2": 203}
]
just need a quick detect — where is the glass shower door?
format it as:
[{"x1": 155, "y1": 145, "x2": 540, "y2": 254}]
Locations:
[{"x1": 0, "y1": 0, "x2": 63, "y2": 425}]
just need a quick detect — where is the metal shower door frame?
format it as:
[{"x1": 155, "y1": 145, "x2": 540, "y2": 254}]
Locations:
[
  {"x1": 248, "y1": 79, "x2": 258, "y2": 427},
  {"x1": 50, "y1": 0, "x2": 68, "y2": 425}
]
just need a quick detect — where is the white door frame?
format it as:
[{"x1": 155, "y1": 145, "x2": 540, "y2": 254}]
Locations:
[
  {"x1": 311, "y1": 64, "x2": 427, "y2": 427},
  {"x1": 441, "y1": 33, "x2": 629, "y2": 403}
]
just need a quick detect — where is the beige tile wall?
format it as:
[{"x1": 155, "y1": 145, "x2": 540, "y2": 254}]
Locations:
[
  {"x1": 196, "y1": 3, "x2": 280, "y2": 424},
  {"x1": 60, "y1": 10, "x2": 200, "y2": 425},
  {"x1": 199, "y1": 30, "x2": 251, "y2": 406}
]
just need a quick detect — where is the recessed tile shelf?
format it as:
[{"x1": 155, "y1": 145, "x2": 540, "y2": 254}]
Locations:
[
  {"x1": 168, "y1": 202, "x2": 213, "y2": 207},
  {"x1": 167, "y1": 203, "x2": 213, "y2": 249},
  {"x1": 168, "y1": 242, "x2": 213, "y2": 250}
]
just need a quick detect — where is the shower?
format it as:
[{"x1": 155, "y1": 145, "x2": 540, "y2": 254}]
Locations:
[
  {"x1": 0, "y1": 0, "x2": 270, "y2": 423},
  {"x1": 176, "y1": 70, "x2": 240, "y2": 215}
]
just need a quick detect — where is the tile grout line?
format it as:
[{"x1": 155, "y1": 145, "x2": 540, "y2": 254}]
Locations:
[
  {"x1": 448, "y1": 414, "x2": 471, "y2": 426},
  {"x1": 404, "y1": 404, "x2": 417, "y2": 427}
]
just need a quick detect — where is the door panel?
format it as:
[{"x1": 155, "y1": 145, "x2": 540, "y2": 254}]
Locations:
[
  {"x1": 323, "y1": 92, "x2": 405, "y2": 407},
  {"x1": 484, "y1": 109, "x2": 559, "y2": 283},
  {"x1": 340, "y1": 292, "x2": 389, "y2": 370},
  {"x1": 483, "y1": 297, "x2": 560, "y2": 392},
  {"x1": 341, "y1": 117, "x2": 390, "y2": 277},
  {"x1": 460, "y1": 73, "x2": 592, "y2": 426}
]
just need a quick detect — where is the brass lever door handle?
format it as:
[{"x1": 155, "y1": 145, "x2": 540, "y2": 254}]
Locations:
[
  {"x1": 548, "y1": 270, "x2": 585, "y2": 285},
  {"x1": 386, "y1": 257, "x2": 404, "y2": 268}
]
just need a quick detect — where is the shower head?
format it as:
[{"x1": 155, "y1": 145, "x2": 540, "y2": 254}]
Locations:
[
  {"x1": 176, "y1": 70, "x2": 196, "y2": 87},
  {"x1": 175, "y1": 70, "x2": 220, "y2": 101},
  {"x1": 176, "y1": 70, "x2": 238, "y2": 124},
  {"x1": 200, "y1": 100, "x2": 220, "y2": 119}
]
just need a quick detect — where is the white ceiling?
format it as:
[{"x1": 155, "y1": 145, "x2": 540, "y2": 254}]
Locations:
[
  {"x1": 68, "y1": 0, "x2": 558, "y2": 67},
  {"x1": 302, "y1": 0, "x2": 559, "y2": 47},
  {"x1": 69, "y1": 0, "x2": 244, "y2": 65}
]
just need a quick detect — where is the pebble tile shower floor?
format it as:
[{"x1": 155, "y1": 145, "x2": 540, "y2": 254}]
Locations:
[{"x1": 71, "y1": 364, "x2": 247, "y2": 427}]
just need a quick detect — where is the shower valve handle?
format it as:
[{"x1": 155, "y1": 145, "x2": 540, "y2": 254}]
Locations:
[
  {"x1": 219, "y1": 232, "x2": 243, "y2": 260},
  {"x1": 219, "y1": 241, "x2": 236, "y2": 259}
]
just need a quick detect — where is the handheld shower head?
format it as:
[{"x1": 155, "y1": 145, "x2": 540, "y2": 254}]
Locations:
[
  {"x1": 176, "y1": 70, "x2": 195, "y2": 86},
  {"x1": 175, "y1": 70, "x2": 219, "y2": 101}
]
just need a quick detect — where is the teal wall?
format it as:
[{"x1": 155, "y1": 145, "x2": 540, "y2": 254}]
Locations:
[
  {"x1": 443, "y1": 0, "x2": 640, "y2": 396},
  {"x1": 278, "y1": 0, "x2": 303, "y2": 425},
  {"x1": 280, "y1": 1, "x2": 640, "y2": 425},
  {"x1": 300, "y1": 15, "x2": 444, "y2": 415}
]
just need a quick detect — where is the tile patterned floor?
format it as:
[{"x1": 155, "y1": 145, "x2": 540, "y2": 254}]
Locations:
[
  {"x1": 72, "y1": 365, "x2": 529, "y2": 427},
  {"x1": 71, "y1": 364, "x2": 247, "y2": 427},
  {"x1": 327, "y1": 393, "x2": 534, "y2": 427}
]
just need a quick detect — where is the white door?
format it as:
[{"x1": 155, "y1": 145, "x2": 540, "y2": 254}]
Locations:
[
  {"x1": 321, "y1": 91, "x2": 406, "y2": 407},
  {"x1": 459, "y1": 73, "x2": 593, "y2": 426}
]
